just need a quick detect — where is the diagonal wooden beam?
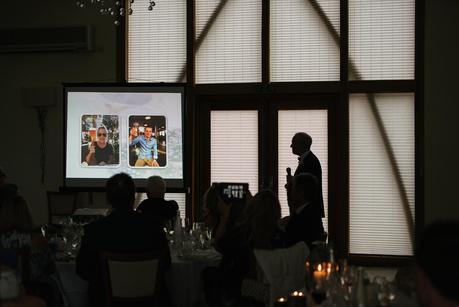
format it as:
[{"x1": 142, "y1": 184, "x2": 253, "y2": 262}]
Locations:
[
  {"x1": 177, "y1": 0, "x2": 230, "y2": 82},
  {"x1": 308, "y1": 0, "x2": 415, "y2": 250}
]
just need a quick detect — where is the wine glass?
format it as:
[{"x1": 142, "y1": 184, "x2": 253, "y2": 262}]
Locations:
[{"x1": 376, "y1": 279, "x2": 396, "y2": 306}]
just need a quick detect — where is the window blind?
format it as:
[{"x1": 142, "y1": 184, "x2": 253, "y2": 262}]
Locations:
[
  {"x1": 128, "y1": 0, "x2": 186, "y2": 82},
  {"x1": 278, "y1": 110, "x2": 328, "y2": 231},
  {"x1": 195, "y1": 0, "x2": 262, "y2": 84},
  {"x1": 210, "y1": 110, "x2": 259, "y2": 194},
  {"x1": 135, "y1": 192, "x2": 186, "y2": 220},
  {"x1": 270, "y1": 0, "x2": 340, "y2": 82},
  {"x1": 349, "y1": 93, "x2": 415, "y2": 255},
  {"x1": 349, "y1": 0, "x2": 415, "y2": 80}
]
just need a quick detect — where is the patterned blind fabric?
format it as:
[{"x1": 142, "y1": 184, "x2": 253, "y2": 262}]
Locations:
[
  {"x1": 270, "y1": 0, "x2": 340, "y2": 82},
  {"x1": 349, "y1": 0, "x2": 415, "y2": 80},
  {"x1": 210, "y1": 110, "x2": 259, "y2": 194},
  {"x1": 278, "y1": 110, "x2": 328, "y2": 232},
  {"x1": 349, "y1": 93, "x2": 415, "y2": 255},
  {"x1": 196, "y1": 0, "x2": 262, "y2": 84},
  {"x1": 128, "y1": 0, "x2": 186, "y2": 82}
]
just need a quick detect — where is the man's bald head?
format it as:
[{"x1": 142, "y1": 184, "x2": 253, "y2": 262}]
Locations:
[{"x1": 290, "y1": 132, "x2": 312, "y2": 156}]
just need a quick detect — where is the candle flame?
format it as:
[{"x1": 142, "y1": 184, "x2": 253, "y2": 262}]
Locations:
[
  {"x1": 318, "y1": 263, "x2": 323, "y2": 271},
  {"x1": 277, "y1": 297, "x2": 286, "y2": 302}
]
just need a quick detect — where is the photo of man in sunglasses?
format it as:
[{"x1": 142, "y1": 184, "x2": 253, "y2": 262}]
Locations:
[{"x1": 85, "y1": 126, "x2": 116, "y2": 166}]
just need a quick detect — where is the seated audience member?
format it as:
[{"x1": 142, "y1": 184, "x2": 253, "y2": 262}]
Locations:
[
  {"x1": 76, "y1": 173, "x2": 170, "y2": 307},
  {"x1": 238, "y1": 190, "x2": 286, "y2": 306},
  {"x1": 201, "y1": 183, "x2": 250, "y2": 307},
  {"x1": 0, "y1": 263, "x2": 47, "y2": 307},
  {"x1": 202, "y1": 183, "x2": 249, "y2": 253},
  {"x1": 0, "y1": 194, "x2": 61, "y2": 307},
  {"x1": 416, "y1": 220, "x2": 459, "y2": 307},
  {"x1": 283, "y1": 173, "x2": 325, "y2": 249},
  {"x1": 136, "y1": 176, "x2": 178, "y2": 227},
  {"x1": 246, "y1": 190, "x2": 283, "y2": 250}
]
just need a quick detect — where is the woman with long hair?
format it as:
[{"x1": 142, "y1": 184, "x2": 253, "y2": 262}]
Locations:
[{"x1": 0, "y1": 197, "x2": 62, "y2": 307}]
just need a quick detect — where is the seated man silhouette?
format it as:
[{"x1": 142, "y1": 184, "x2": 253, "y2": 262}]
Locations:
[
  {"x1": 76, "y1": 173, "x2": 170, "y2": 307},
  {"x1": 136, "y1": 176, "x2": 178, "y2": 227},
  {"x1": 283, "y1": 172, "x2": 325, "y2": 249},
  {"x1": 416, "y1": 220, "x2": 459, "y2": 307}
]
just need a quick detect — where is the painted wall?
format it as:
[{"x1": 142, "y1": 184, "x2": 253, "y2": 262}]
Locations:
[
  {"x1": 424, "y1": 0, "x2": 459, "y2": 223},
  {"x1": 1, "y1": 0, "x2": 458, "y2": 226},
  {"x1": 0, "y1": 0, "x2": 117, "y2": 225}
]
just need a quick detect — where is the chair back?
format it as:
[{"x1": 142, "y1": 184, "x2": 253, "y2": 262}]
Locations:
[
  {"x1": 253, "y1": 242, "x2": 309, "y2": 306},
  {"x1": 100, "y1": 252, "x2": 159, "y2": 307},
  {"x1": 15, "y1": 247, "x2": 32, "y2": 283},
  {"x1": 46, "y1": 191, "x2": 77, "y2": 224}
]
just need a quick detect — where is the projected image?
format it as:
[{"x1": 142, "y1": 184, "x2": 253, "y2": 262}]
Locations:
[
  {"x1": 66, "y1": 88, "x2": 184, "y2": 187},
  {"x1": 128, "y1": 115, "x2": 167, "y2": 167},
  {"x1": 81, "y1": 115, "x2": 119, "y2": 166}
]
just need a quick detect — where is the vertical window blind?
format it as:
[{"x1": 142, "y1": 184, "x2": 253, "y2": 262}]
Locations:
[
  {"x1": 195, "y1": 0, "x2": 262, "y2": 84},
  {"x1": 128, "y1": 0, "x2": 186, "y2": 82},
  {"x1": 166, "y1": 193, "x2": 187, "y2": 220},
  {"x1": 349, "y1": 93, "x2": 415, "y2": 255},
  {"x1": 270, "y1": 0, "x2": 340, "y2": 82},
  {"x1": 278, "y1": 110, "x2": 328, "y2": 231},
  {"x1": 349, "y1": 0, "x2": 415, "y2": 80},
  {"x1": 210, "y1": 110, "x2": 259, "y2": 194}
]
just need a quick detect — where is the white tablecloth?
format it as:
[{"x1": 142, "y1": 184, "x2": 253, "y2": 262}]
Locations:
[
  {"x1": 167, "y1": 249, "x2": 221, "y2": 307},
  {"x1": 56, "y1": 249, "x2": 221, "y2": 307},
  {"x1": 56, "y1": 261, "x2": 89, "y2": 307}
]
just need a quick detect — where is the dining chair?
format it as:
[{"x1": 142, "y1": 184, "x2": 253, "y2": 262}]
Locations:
[
  {"x1": 99, "y1": 251, "x2": 161, "y2": 307},
  {"x1": 46, "y1": 191, "x2": 78, "y2": 224},
  {"x1": 242, "y1": 242, "x2": 310, "y2": 307}
]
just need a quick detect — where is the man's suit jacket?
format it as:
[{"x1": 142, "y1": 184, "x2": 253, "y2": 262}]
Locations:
[
  {"x1": 76, "y1": 209, "x2": 170, "y2": 306},
  {"x1": 294, "y1": 151, "x2": 325, "y2": 218},
  {"x1": 284, "y1": 202, "x2": 325, "y2": 249}
]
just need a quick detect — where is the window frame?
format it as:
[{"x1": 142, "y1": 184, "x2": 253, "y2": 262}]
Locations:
[{"x1": 121, "y1": 0, "x2": 424, "y2": 265}]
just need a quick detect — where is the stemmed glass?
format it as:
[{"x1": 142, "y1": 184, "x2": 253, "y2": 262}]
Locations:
[
  {"x1": 61, "y1": 217, "x2": 83, "y2": 259},
  {"x1": 192, "y1": 222, "x2": 206, "y2": 249},
  {"x1": 374, "y1": 277, "x2": 396, "y2": 306}
]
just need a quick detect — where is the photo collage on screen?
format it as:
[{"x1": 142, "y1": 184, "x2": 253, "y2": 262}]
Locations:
[{"x1": 81, "y1": 114, "x2": 167, "y2": 168}]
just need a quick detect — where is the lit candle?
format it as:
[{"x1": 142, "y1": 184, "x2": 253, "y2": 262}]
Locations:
[
  {"x1": 274, "y1": 297, "x2": 288, "y2": 307},
  {"x1": 289, "y1": 291, "x2": 306, "y2": 307},
  {"x1": 326, "y1": 262, "x2": 332, "y2": 276},
  {"x1": 313, "y1": 263, "x2": 327, "y2": 281},
  {"x1": 291, "y1": 291, "x2": 304, "y2": 297}
]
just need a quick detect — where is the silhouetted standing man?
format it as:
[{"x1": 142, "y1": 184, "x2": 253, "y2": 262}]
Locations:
[{"x1": 286, "y1": 132, "x2": 325, "y2": 218}]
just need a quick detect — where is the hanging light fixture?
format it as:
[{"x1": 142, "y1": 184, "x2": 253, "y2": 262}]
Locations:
[{"x1": 75, "y1": 0, "x2": 156, "y2": 25}]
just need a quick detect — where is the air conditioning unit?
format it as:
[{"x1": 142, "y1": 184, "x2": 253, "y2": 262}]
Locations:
[{"x1": 0, "y1": 26, "x2": 94, "y2": 53}]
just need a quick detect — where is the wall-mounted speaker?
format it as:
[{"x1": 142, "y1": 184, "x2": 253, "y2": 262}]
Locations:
[{"x1": 0, "y1": 26, "x2": 94, "y2": 53}]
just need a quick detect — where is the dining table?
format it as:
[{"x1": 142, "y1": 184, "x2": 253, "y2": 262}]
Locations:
[{"x1": 55, "y1": 248, "x2": 221, "y2": 307}]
